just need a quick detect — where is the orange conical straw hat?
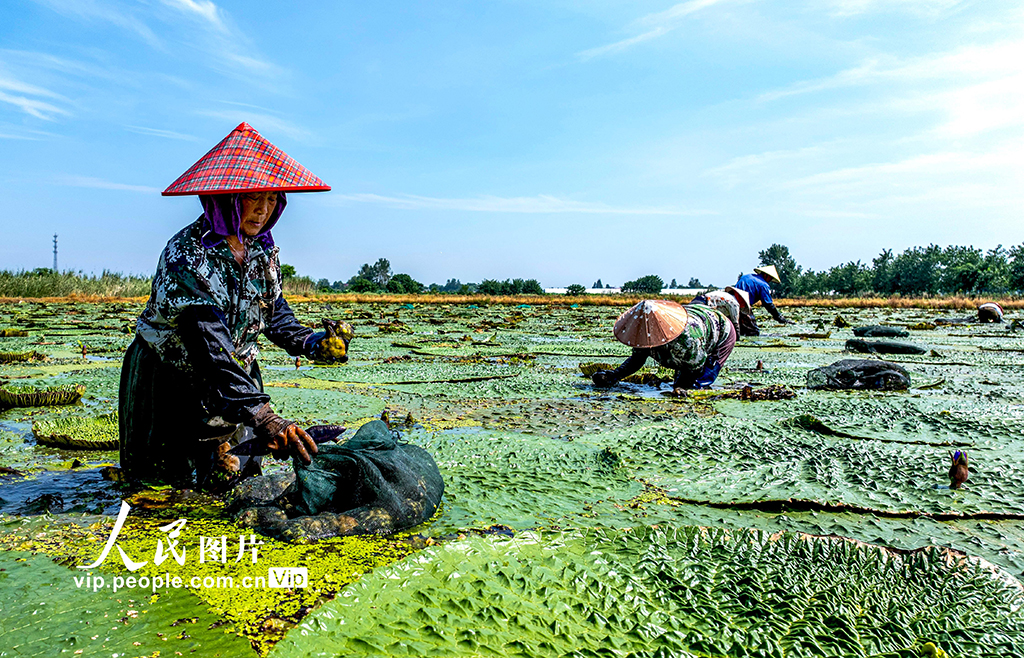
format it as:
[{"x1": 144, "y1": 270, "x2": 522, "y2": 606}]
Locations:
[
  {"x1": 613, "y1": 300, "x2": 689, "y2": 348},
  {"x1": 163, "y1": 122, "x2": 330, "y2": 196}
]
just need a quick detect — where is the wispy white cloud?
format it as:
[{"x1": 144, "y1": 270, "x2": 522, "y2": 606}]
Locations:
[
  {"x1": 58, "y1": 175, "x2": 160, "y2": 193},
  {"x1": 125, "y1": 125, "x2": 199, "y2": 141},
  {"x1": 757, "y1": 37, "x2": 1024, "y2": 137},
  {"x1": 160, "y1": 0, "x2": 225, "y2": 32},
  {"x1": 760, "y1": 39, "x2": 1024, "y2": 100},
  {"x1": 577, "y1": 0, "x2": 733, "y2": 61},
  {"x1": 331, "y1": 192, "x2": 709, "y2": 215},
  {"x1": 0, "y1": 70, "x2": 64, "y2": 99},
  {"x1": 825, "y1": 0, "x2": 966, "y2": 18},
  {"x1": 198, "y1": 109, "x2": 310, "y2": 141},
  {"x1": 30, "y1": 0, "x2": 280, "y2": 80},
  {"x1": 29, "y1": 0, "x2": 162, "y2": 48},
  {"x1": 0, "y1": 70, "x2": 70, "y2": 119},
  {"x1": 577, "y1": 27, "x2": 670, "y2": 61}
]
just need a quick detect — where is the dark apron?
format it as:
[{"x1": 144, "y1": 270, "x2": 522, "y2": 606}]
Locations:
[{"x1": 118, "y1": 336, "x2": 262, "y2": 490}]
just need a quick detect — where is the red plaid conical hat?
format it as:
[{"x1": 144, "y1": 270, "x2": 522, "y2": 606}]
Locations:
[
  {"x1": 163, "y1": 122, "x2": 330, "y2": 196},
  {"x1": 613, "y1": 300, "x2": 689, "y2": 348}
]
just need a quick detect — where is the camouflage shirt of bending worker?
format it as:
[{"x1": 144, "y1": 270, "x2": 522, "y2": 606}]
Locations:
[
  {"x1": 137, "y1": 217, "x2": 283, "y2": 372},
  {"x1": 648, "y1": 304, "x2": 729, "y2": 371}
]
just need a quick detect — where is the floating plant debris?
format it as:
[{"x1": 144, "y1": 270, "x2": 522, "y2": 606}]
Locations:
[
  {"x1": 0, "y1": 350, "x2": 46, "y2": 364},
  {"x1": 32, "y1": 412, "x2": 119, "y2": 450},
  {"x1": 0, "y1": 383, "x2": 86, "y2": 407}
]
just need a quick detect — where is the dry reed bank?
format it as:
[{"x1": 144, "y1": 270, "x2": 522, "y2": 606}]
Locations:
[{"x1": 3, "y1": 292, "x2": 1020, "y2": 309}]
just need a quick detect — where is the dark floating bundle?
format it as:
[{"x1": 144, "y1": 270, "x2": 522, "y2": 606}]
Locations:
[
  {"x1": 853, "y1": 325, "x2": 909, "y2": 338},
  {"x1": 807, "y1": 359, "x2": 911, "y2": 390}
]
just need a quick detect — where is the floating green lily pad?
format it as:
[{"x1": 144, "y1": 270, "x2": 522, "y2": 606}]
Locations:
[
  {"x1": 273, "y1": 526, "x2": 1024, "y2": 658},
  {"x1": 0, "y1": 383, "x2": 85, "y2": 408},
  {"x1": 32, "y1": 412, "x2": 119, "y2": 450}
]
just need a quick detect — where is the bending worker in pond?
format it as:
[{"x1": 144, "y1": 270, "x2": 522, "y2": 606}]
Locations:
[
  {"x1": 591, "y1": 299, "x2": 737, "y2": 394},
  {"x1": 977, "y1": 302, "x2": 1004, "y2": 323},
  {"x1": 119, "y1": 122, "x2": 350, "y2": 492},
  {"x1": 732, "y1": 265, "x2": 794, "y2": 336}
]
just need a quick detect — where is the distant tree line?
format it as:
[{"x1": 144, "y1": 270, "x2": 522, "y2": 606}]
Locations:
[
  {"x1": 277, "y1": 241, "x2": 1024, "y2": 299},
  {"x1": 757, "y1": 243, "x2": 1024, "y2": 298},
  {"x1": 282, "y1": 258, "x2": 542, "y2": 295}
]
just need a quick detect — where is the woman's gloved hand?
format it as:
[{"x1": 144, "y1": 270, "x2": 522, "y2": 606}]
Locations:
[
  {"x1": 265, "y1": 425, "x2": 318, "y2": 465},
  {"x1": 591, "y1": 370, "x2": 617, "y2": 387},
  {"x1": 252, "y1": 403, "x2": 318, "y2": 464},
  {"x1": 307, "y1": 319, "x2": 354, "y2": 364}
]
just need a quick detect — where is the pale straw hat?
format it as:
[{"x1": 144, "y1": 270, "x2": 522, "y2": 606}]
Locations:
[
  {"x1": 613, "y1": 300, "x2": 689, "y2": 348},
  {"x1": 704, "y1": 291, "x2": 741, "y2": 328},
  {"x1": 723, "y1": 286, "x2": 751, "y2": 311},
  {"x1": 753, "y1": 265, "x2": 781, "y2": 283}
]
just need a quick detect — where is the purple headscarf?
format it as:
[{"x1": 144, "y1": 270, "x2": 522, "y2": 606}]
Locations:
[{"x1": 199, "y1": 192, "x2": 287, "y2": 250}]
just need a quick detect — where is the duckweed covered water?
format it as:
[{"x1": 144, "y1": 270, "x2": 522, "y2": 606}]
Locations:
[{"x1": 2, "y1": 300, "x2": 1024, "y2": 656}]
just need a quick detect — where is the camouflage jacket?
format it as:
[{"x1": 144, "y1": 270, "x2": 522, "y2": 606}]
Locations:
[
  {"x1": 610, "y1": 304, "x2": 730, "y2": 385},
  {"x1": 137, "y1": 217, "x2": 310, "y2": 373}
]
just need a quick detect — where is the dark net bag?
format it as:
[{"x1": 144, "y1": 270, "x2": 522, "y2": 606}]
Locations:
[{"x1": 229, "y1": 420, "x2": 444, "y2": 541}]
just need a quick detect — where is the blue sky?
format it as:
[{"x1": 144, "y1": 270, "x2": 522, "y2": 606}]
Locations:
[{"x1": 2, "y1": 0, "x2": 1022, "y2": 288}]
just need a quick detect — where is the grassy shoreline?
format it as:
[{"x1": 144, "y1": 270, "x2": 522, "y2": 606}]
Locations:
[{"x1": 0, "y1": 292, "x2": 1021, "y2": 309}]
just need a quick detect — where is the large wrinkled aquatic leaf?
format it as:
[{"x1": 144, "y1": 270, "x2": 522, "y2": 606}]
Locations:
[
  {"x1": 0, "y1": 550, "x2": 252, "y2": 656},
  {"x1": 272, "y1": 526, "x2": 1024, "y2": 658}
]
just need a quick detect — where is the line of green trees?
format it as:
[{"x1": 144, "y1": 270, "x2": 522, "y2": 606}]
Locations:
[
  {"x1": 283, "y1": 258, "x2": 542, "y2": 296},
  {"x1": 758, "y1": 243, "x2": 1024, "y2": 298}
]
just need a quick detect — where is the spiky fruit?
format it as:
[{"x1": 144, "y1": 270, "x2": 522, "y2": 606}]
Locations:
[{"x1": 313, "y1": 319, "x2": 354, "y2": 364}]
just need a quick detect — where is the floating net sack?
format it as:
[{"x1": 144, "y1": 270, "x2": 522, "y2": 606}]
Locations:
[
  {"x1": 0, "y1": 383, "x2": 85, "y2": 408},
  {"x1": 807, "y1": 359, "x2": 910, "y2": 391},
  {"x1": 853, "y1": 325, "x2": 909, "y2": 338},
  {"x1": 32, "y1": 413, "x2": 118, "y2": 450},
  {"x1": 845, "y1": 339, "x2": 926, "y2": 355},
  {"x1": 231, "y1": 420, "x2": 444, "y2": 541}
]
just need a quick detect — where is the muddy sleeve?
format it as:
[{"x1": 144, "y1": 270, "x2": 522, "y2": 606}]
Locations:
[
  {"x1": 263, "y1": 296, "x2": 315, "y2": 357},
  {"x1": 672, "y1": 367, "x2": 701, "y2": 390},
  {"x1": 607, "y1": 349, "x2": 650, "y2": 381},
  {"x1": 763, "y1": 301, "x2": 787, "y2": 323},
  {"x1": 175, "y1": 305, "x2": 271, "y2": 425}
]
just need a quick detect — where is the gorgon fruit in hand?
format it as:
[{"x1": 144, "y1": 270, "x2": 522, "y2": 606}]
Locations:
[{"x1": 315, "y1": 319, "x2": 354, "y2": 363}]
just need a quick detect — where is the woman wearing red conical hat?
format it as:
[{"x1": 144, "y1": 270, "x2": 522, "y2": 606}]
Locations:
[
  {"x1": 119, "y1": 123, "x2": 343, "y2": 491},
  {"x1": 590, "y1": 299, "x2": 737, "y2": 393}
]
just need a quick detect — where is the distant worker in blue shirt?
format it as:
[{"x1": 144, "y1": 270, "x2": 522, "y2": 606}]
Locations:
[{"x1": 732, "y1": 265, "x2": 794, "y2": 336}]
